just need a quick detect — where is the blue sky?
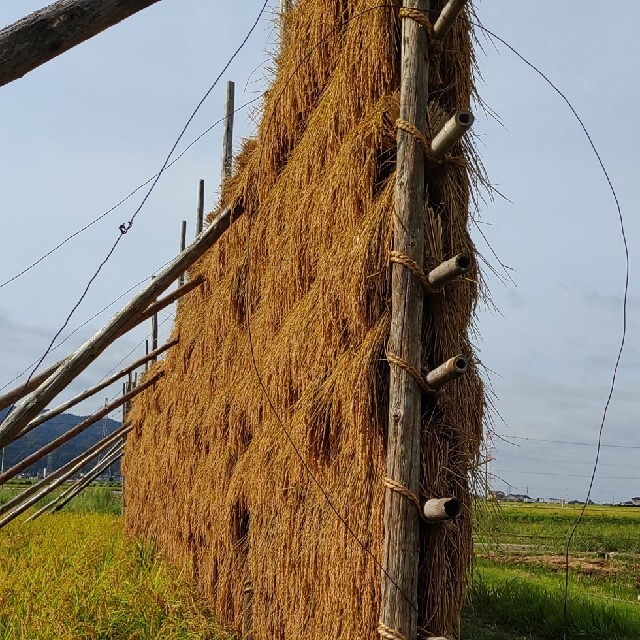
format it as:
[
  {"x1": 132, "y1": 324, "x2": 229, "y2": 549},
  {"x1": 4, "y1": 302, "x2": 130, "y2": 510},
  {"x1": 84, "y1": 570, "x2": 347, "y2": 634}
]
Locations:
[{"x1": 0, "y1": 1, "x2": 637, "y2": 502}]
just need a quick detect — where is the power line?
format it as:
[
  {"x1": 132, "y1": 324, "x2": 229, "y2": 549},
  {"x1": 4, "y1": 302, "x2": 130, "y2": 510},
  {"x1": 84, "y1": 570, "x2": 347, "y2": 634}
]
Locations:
[
  {"x1": 496, "y1": 434, "x2": 640, "y2": 450},
  {"x1": 0, "y1": 95, "x2": 260, "y2": 291},
  {"x1": 494, "y1": 468, "x2": 640, "y2": 482}
]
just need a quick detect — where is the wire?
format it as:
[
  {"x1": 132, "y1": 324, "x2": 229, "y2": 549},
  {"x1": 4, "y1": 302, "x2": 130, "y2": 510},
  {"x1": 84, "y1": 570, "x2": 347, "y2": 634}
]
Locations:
[
  {"x1": 0, "y1": 95, "x2": 260, "y2": 291},
  {"x1": 0, "y1": 0, "x2": 270, "y2": 427},
  {"x1": 461, "y1": 17, "x2": 629, "y2": 639},
  {"x1": 495, "y1": 434, "x2": 640, "y2": 450}
]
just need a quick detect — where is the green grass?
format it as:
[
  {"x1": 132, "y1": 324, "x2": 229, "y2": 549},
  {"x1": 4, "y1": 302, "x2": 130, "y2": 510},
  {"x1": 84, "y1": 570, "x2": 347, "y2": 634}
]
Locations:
[
  {"x1": 0, "y1": 513, "x2": 229, "y2": 640},
  {"x1": 476, "y1": 503, "x2": 640, "y2": 554},
  {"x1": 468, "y1": 561, "x2": 640, "y2": 640}
]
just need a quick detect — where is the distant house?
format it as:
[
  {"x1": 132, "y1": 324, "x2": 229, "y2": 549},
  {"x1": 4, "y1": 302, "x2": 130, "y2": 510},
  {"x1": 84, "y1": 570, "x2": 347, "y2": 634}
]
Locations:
[
  {"x1": 632, "y1": 497, "x2": 640, "y2": 506},
  {"x1": 503, "y1": 494, "x2": 532, "y2": 503},
  {"x1": 489, "y1": 490, "x2": 505, "y2": 501},
  {"x1": 547, "y1": 497, "x2": 565, "y2": 505}
]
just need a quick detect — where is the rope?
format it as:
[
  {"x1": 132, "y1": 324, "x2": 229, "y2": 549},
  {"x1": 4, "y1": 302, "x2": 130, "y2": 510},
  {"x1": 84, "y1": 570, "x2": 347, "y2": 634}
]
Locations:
[
  {"x1": 395, "y1": 118, "x2": 430, "y2": 158},
  {"x1": 398, "y1": 7, "x2": 443, "y2": 54},
  {"x1": 386, "y1": 351, "x2": 436, "y2": 397},
  {"x1": 384, "y1": 477, "x2": 426, "y2": 522},
  {"x1": 389, "y1": 250, "x2": 436, "y2": 293},
  {"x1": 378, "y1": 623, "x2": 409, "y2": 640}
]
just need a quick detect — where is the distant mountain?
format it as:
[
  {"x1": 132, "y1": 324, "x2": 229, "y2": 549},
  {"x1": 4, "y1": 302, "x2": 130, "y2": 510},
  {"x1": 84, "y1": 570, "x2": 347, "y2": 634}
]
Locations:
[{"x1": 0, "y1": 408, "x2": 122, "y2": 478}]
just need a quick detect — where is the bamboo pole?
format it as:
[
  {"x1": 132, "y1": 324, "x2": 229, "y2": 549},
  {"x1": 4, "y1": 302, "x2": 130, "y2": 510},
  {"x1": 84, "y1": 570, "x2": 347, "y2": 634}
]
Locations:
[
  {"x1": 221, "y1": 81, "x2": 235, "y2": 183},
  {"x1": 197, "y1": 180, "x2": 205, "y2": 235},
  {"x1": 0, "y1": 359, "x2": 64, "y2": 413},
  {"x1": 15, "y1": 340, "x2": 178, "y2": 441},
  {"x1": 0, "y1": 438, "x2": 126, "y2": 530},
  {"x1": 0, "y1": 373, "x2": 161, "y2": 485},
  {"x1": 52, "y1": 449, "x2": 124, "y2": 515},
  {"x1": 0, "y1": 205, "x2": 238, "y2": 447},
  {"x1": 0, "y1": 424, "x2": 131, "y2": 518},
  {"x1": 430, "y1": 111, "x2": 474, "y2": 161},
  {"x1": 425, "y1": 355, "x2": 468, "y2": 390},
  {"x1": 427, "y1": 254, "x2": 472, "y2": 289},
  {"x1": 433, "y1": 0, "x2": 468, "y2": 39},
  {"x1": 178, "y1": 220, "x2": 188, "y2": 287},
  {"x1": 24, "y1": 441, "x2": 124, "y2": 522},
  {"x1": 381, "y1": 1, "x2": 430, "y2": 638},
  {"x1": 422, "y1": 498, "x2": 462, "y2": 522},
  {"x1": 0, "y1": 279, "x2": 198, "y2": 422}
]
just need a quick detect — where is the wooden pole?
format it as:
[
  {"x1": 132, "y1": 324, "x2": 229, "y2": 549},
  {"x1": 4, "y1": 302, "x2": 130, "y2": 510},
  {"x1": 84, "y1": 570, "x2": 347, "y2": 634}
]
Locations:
[
  {"x1": 0, "y1": 424, "x2": 131, "y2": 518},
  {"x1": 145, "y1": 340, "x2": 150, "y2": 373},
  {"x1": 122, "y1": 382, "x2": 127, "y2": 423},
  {"x1": 197, "y1": 179, "x2": 205, "y2": 235},
  {"x1": 0, "y1": 373, "x2": 161, "y2": 485},
  {"x1": 221, "y1": 81, "x2": 235, "y2": 183},
  {"x1": 381, "y1": 2, "x2": 430, "y2": 639},
  {"x1": 242, "y1": 580, "x2": 254, "y2": 640},
  {"x1": 0, "y1": 204, "x2": 238, "y2": 447},
  {"x1": 0, "y1": 0, "x2": 162, "y2": 88},
  {"x1": 15, "y1": 339, "x2": 178, "y2": 441},
  {"x1": 178, "y1": 220, "x2": 187, "y2": 287},
  {"x1": 26, "y1": 443, "x2": 122, "y2": 522}
]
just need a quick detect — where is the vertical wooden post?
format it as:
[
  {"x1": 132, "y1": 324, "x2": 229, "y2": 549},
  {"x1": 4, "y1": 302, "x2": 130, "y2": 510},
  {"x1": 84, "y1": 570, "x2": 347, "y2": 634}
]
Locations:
[
  {"x1": 122, "y1": 382, "x2": 127, "y2": 423},
  {"x1": 381, "y1": 2, "x2": 430, "y2": 639},
  {"x1": 145, "y1": 339, "x2": 150, "y2": 373},
  {"x1": 196, "y1": 179, "x2": 205, "y2": 235},
  {"x1": 221, "y1": 81, "x2": 235, "y2": 183},
  {"x1": 178, "y1": 220, "x2": 188, "y2": 287},
  {"x1": 151, "y1": 275, "x2": 159, "y2": 361}
]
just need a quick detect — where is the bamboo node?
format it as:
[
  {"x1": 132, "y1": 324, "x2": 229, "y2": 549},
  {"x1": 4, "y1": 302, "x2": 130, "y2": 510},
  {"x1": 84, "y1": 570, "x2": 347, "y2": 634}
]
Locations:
[
  {"x1": 383, "y1": 477, "x2": 426, "y2": 522},
  {"x1": 389, "y1": 251, "x2": 436, "y2": 293},
  {"x1": 386, "y1": 351, "x2": 437, "y2": 397},
  {"x1": 378, "y1": 622, "x2": 409, "y2": 640}
]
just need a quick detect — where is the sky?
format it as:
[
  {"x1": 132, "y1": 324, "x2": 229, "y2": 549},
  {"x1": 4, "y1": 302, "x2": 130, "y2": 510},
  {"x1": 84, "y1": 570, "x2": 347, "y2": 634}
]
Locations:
[{"x1": 0, "y1": 1, "x2": 638, "y2": 503}]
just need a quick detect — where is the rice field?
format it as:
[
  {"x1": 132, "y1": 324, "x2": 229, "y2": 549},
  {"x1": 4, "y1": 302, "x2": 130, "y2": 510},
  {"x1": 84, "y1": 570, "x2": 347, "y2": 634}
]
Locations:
[
  {"x1": 2, "y1": 499, "x2": 639, "y2": 638},
  {"x1": 0, "y1": 509, "x2": 229, "y2": 640}
]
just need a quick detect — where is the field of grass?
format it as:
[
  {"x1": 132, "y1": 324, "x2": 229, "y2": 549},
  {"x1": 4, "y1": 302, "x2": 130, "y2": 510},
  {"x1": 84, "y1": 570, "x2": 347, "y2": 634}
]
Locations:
[
  {"x1": 467, "y1": 503, "x2": 640, "y2": 640},
  {"x1": 0, "y1": 512, "x2": 229, "y2": 639}
]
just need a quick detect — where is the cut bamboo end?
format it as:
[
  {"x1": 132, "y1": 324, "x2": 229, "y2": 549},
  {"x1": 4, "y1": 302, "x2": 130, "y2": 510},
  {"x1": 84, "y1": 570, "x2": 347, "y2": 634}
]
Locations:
[
  {"x1": 433, "y1": 0, "x2": 468, "y2": 39},
  {"x1": 430, "y1": 111, "x2": 474, "y2": 160},
  {"x1": 428, "y1": 253, "x2": 472, "y2": 289},
  {"x1": 422, "y1": 497, "x2": 462, "y2": 522},
  {"x1": 425, "y1": 355, "x2": 468, "y2": 390}
]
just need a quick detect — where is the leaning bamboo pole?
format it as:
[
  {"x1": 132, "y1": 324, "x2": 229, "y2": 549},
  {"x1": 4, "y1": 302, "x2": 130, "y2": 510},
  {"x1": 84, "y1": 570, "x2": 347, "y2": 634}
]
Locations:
[
  {"x1": 380, "y1": 3, "x2": 430, "y2": 639},
  {"x1": 0, "y1": 205, "x2": 239, "y2": 447},
  {"x1": 0, "y1": 277, "x2": 200, "y2": 418},
  {"x1": 27, "y1": 444, "x2": 124, "y2": 522},
  {"x1": 0, "y1": 373, "x2": 161, "y2": 485},
  {"x1": 0, "y1": 424, "x2": 130, "y2": 518},
  {"x1": 15, "y1": 339, "x2": 178, "y2": 441},
  {"x1": 0, "y1": 438, "x2": 125, "y2": 530},
  {"x1": 0, "y1": 360, "x2": 64, "y2": 413}
]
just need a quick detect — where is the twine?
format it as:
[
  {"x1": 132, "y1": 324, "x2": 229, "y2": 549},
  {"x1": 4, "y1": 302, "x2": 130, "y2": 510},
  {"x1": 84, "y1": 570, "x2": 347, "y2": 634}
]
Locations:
[
  {"x1": 386, "y1": 351, "x2": 436, "y2": 397},
  {"x1": 395, "y1": 118, "x2": 430, "y2": 158},
  {"x1": 389, "y1": 251, "x2": 436, "y2": 293},
  {"x1": 378, "y1": 623, "x2": 409, "y2": 640}
]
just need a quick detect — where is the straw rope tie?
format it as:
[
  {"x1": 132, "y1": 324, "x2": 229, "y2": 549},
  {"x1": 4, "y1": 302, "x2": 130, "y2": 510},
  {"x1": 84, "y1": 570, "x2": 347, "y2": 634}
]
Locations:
[
  {"x1": 384, "y1": 477, "x2": 427, "y2": 522},
  {"x1": 378, "y1": 623, "x2": 409, "y2": 640},
  {"x1": 398, "y1": 7, "x2": 444, "y2": 54},
  {"x1": 389, "y1": 250, "x2": 437, "y2": 293},
  {"x1": 395, "y1": 120, "x2": 468, "y2": 169},
  {"x1": 386, "y1": 351, "x2": 437, "y2": 397}
]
